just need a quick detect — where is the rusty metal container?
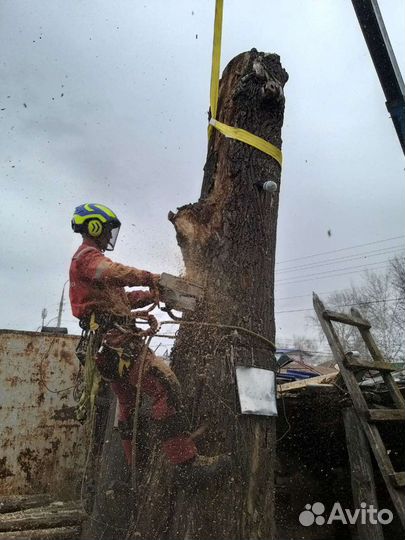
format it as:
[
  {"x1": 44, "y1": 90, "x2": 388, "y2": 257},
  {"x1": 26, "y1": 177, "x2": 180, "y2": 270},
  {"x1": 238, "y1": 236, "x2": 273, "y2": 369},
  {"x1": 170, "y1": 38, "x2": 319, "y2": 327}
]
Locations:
[{"x1": 0, "y1": 330, "x2": 86, "y2": 498}]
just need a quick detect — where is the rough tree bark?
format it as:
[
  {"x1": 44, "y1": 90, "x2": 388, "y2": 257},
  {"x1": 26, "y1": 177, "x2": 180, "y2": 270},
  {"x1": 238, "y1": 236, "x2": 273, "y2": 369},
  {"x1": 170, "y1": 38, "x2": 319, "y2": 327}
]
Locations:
[{"x1": 129, "y1": 49, "x2": 288, "y2": 540}]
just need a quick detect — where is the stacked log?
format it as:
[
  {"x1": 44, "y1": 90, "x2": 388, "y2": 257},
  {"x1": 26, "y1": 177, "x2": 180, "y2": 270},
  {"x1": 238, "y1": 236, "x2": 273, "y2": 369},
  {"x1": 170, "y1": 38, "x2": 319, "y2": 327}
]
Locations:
[{"x1": 0, "y1": 495, "x2": 84, "y2": 540}]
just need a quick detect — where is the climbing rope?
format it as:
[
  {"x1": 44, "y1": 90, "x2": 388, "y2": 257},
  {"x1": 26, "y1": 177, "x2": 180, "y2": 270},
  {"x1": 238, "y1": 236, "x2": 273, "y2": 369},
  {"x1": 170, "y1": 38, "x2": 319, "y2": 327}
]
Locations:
[
  {"x1": 101, "y1": 308, "x2": 160, "y2": 487},
  {"x1": 129, "y1": 311, "x2": 160, "y2": 337},
  {"x1": 131, "y1": 334, "x2": 154, "y2": 490},
  {"x1": 141, "y1": 318, "x2": 276, "y2": 355}
]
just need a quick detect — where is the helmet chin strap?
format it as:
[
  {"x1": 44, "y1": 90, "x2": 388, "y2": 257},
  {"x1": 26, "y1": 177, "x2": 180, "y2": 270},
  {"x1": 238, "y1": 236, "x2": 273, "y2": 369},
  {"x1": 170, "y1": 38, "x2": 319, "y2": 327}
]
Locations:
[
  {"x1": 97, "y1": 242, "x2": 106, "y2": 252},
  {"x1": 96, "y1": 236, "x2": 110, "y2": 252},
  {"x1": 82, "y1": 233, "x2": 108, "y2": 251}
]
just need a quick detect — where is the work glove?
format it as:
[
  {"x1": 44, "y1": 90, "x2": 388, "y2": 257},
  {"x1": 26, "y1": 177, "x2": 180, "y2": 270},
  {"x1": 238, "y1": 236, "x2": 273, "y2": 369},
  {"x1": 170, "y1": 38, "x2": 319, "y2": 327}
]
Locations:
[
  {"x1": 150, "y1": 273, "x2": 161, "y2": 288},
  {"x1": 149, "y1": 273, "x2": 161, "y2": 304}
]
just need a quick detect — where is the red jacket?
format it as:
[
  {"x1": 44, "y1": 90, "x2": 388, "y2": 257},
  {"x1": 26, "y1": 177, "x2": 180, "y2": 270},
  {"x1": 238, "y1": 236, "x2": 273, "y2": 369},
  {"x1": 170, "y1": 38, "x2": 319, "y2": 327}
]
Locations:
[{"x1": 69, "y1": 239, "x2": 155, "y2": 319}]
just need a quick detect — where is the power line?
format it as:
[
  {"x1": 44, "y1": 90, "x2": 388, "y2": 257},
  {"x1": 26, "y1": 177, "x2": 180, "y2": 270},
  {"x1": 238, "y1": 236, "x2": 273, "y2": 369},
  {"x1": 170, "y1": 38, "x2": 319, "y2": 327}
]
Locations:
[
  {"x1": 277, "y1": 245, "x2": 403, "y2": 273},
  {"x1": 275, "y1": 246, "x2": 404, "y2": 274},
  {"x1": 275, "y1": 297, "x2": 402, "y2": 314},
  {"x1": 276, "y1": 261, "x2": 390, "y2": 286},
  {"x1": 276, "y1": 264, "x2": 389, "y2": 286},
  {"x1": 276, "y1": 307, "x2": 323, "y2": 314},
  {"x1": 276, "y1": 262, "x2": 404, "y2": 300},
  {"x1": 277, "y1": 288, "x2": 354, "y2": 301},
  {"x1": 276, "y1": 235, "x2": 405, "y2": 265},
  {"x1": 275, "y1": 347, "x2": 334, "y2": 355}
]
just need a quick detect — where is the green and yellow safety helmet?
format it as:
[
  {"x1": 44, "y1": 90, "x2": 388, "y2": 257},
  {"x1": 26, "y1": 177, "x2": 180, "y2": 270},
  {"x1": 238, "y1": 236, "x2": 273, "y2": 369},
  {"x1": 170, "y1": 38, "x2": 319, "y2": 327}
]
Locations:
[{"x1": 71, "y1": 203, "x2": 121, "y2": 251}]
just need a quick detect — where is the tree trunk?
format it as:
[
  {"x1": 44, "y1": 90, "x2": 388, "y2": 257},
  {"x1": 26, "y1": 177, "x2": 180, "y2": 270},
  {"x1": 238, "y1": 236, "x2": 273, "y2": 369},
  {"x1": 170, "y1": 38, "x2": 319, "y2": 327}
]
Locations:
[{"x1": 129, "y1": 49, "x2": 288, "y2": 540}]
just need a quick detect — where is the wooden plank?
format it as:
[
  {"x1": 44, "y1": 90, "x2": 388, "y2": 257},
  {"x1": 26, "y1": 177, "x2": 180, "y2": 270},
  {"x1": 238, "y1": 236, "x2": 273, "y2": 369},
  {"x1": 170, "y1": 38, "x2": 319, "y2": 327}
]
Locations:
[
  {"x1": 344, "y1": 356, "x2": 398, "y2": 372},
  {"x1": 350, "y1": 308, "x2": 385, "y2": 362},
  {"x1": 277, "y1": 372, "x2": 337, "y2": 393},
  {"x1": 360, "y1": 422, "x2": 396, "y2": 476},
  {"x1": 343, "y1": 408, "x2": 384, "y2": 540},
  {"x1": 382, "y1": 372, "x2": 405, "y2": 409},
  {"x1": 351, "y1": 308, "x2": 405, "y2": 410},
  {"x1": 313, "y1": 294, "x2": 369, "y2": 413},
  {"x1": 367, "y1": 409, "x2": 405, "y2": 422},
  {"x1": 0, "y1": 526, "x2": 80, "y2": 540},
  {"x1": 323, "y1": 309, "x2": 371, "y2": 329},
  {"x1": 299, "y1": 384, "x2": 336, "y2": 392},
  {"x1": 389, "y1": 473, "x2": 405, "y2": 488},
  {"x1": 360, "y1": 418, "x2": 405, "y2": 528}
]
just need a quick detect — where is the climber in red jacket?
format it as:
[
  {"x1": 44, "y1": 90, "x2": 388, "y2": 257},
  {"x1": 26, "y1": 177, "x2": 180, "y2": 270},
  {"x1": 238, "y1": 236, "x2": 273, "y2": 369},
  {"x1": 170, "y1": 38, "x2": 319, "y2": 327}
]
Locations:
[{"x1": 69, "y1": 203, "x2": 230, "y2": 483}]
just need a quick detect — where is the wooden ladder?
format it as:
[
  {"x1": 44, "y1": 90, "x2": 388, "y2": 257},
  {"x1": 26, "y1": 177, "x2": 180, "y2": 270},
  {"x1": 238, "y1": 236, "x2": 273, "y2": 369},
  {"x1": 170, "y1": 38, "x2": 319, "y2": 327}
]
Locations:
[{"x1": 313, "y1": 293, "x2": 405, "y2": 530}]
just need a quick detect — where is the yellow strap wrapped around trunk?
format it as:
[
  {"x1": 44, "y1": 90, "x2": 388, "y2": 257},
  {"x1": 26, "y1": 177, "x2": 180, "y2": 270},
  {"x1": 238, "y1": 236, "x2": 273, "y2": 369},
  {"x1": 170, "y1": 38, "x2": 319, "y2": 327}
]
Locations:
[
  {"x1": 208, "y1": 0, "x2": 283, "y2": 167},
  {"x1": 210, "y1": 118, "x2": 283, "y2": 166}
]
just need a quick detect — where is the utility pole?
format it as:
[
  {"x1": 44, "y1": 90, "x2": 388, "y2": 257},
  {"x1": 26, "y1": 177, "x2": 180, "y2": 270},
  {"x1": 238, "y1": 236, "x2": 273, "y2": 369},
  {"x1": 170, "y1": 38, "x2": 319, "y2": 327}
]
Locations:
[
  {"x1": 57, "y1": 280, "x2": 69, "y2": 328},
  {"x1": 41, "y1": 308, "x2": 47, "y2": 328}
]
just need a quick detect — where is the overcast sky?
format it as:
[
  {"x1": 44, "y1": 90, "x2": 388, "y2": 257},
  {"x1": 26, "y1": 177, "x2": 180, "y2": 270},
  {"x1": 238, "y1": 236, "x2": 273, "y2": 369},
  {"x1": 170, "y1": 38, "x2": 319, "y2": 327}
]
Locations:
[{"x1": 1, "y1": 0, "x2": 404, "y2": 350}]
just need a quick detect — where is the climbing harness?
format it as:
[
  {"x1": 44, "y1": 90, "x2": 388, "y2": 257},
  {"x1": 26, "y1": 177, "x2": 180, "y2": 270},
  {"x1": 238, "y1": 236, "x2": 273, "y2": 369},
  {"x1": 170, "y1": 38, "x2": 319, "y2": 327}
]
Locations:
[
  {"x1": 97, "y1": 311, "x2": 160, "y2": 381},
  {"x1": 75, "y1": 313, "x2": 102, "y2": 423}
]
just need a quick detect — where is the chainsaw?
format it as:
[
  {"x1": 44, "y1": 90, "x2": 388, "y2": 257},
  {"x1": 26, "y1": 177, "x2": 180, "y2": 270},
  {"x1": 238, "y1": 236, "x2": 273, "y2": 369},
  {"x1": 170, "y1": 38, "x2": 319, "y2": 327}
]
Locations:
[{"x1": 157, "y1": 273, "x2": 204, "y2": 319}]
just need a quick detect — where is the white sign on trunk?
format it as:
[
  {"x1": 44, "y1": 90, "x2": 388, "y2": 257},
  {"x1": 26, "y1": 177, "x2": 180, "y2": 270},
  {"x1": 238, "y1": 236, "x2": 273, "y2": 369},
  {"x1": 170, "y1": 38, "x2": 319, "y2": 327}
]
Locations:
[{"x1": 236, "y1": 366, "x2": 277, "y2": 416}]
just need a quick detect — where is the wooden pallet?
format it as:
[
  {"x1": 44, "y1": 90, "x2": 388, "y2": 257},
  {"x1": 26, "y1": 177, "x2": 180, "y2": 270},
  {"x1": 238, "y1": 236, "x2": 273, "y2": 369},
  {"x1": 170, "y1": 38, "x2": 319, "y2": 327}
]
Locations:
[{"x1": 313, "y1": 293, "x2": 405, "y2": 531}]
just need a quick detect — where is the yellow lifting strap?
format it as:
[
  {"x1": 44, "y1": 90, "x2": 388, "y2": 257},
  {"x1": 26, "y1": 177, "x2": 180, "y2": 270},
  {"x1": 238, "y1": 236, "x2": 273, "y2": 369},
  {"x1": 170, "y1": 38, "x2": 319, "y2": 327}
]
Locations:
[
  {"x1": 209, "y1": 0, "x2": 223, "y2": 135},
  {"x1": 209, "y1": 118, "x2": 283, "y2": 165},
  {"x1": 208, "y1": 0, "x2": 282, "y2": 167}
]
